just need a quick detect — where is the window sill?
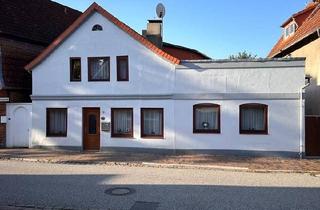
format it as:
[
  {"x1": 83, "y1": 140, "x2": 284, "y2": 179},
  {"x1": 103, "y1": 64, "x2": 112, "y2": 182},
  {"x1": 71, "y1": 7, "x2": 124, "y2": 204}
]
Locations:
[
  {"x1": 141, "y1": 136, "x2": 164, "y2": 139},
  {"x1": 111, "y1": 135, "x2": 134, "y2": 138},
  {"x1": 240, "y1": 131, "x2": 268, "y2": 135},
  {"x1": 88, "y1": 80, "x2": 110, "y2": 82},
  {"x1": 46, "y1": 135, "x2": 67, "y2": 138}
]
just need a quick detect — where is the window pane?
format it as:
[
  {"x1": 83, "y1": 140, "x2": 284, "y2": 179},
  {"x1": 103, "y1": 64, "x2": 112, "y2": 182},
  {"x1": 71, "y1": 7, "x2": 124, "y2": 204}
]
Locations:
[
  {"x1": 47, "y1": 109, "x2": 67, "y2": 136},
  {"x1": 70, "y1": 58, "x2": 81, "y2": 81},
  {"x1": 143, "y1": 109, "x2": 163, "y2": 136},
  {"x1": 113, "y1": 109, "x2": 132, "y2": 135},
  {"x1": 117, "y1": 57, "x2": 128, "y2": 81},
  {"x1": 89, "y1": 58, "x2": 109, "y2": 80},
  {"x1": 88, "y1": 114, "x2": 97, "y2": 134},
  {"x1": 241, "y1": 108, "x2": 265, "y2": 131},
  {"x1": 195, "y1": 107, "x2": 219, "y2": 130}
]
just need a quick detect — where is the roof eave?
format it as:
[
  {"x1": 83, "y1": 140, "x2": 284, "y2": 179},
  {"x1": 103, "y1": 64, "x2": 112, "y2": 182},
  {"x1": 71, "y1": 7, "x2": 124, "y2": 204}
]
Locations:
[{"x1": 269, "y1": 28, "x2": 320, "y2": 58}]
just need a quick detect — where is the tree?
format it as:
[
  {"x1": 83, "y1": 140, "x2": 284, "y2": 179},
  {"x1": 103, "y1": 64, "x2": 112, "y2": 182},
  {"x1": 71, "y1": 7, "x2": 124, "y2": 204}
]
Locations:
[{"x1": 229, "y1": 51, "x2": 257, "y2": 60}]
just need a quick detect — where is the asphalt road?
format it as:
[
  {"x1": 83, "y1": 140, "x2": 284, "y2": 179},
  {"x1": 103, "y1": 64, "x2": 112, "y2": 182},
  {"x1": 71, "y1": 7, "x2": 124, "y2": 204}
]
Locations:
[{"x1": 0, "y1": 160, "x2": 319, "y2": 210}]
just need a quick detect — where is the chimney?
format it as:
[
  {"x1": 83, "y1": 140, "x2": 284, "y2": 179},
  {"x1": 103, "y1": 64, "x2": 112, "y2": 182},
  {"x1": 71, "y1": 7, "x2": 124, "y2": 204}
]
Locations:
[{"x1": 142, "y1": 19, "x2": 163, "y2": 48}]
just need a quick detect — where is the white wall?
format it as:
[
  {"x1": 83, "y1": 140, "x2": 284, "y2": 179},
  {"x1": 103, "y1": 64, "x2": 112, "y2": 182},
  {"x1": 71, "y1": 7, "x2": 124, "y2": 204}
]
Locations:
[
  {"x1": 32, "y1": 100, "x2": 175, "y2": 149},
  {"x1": 174, "y1": 100, "x2": 301, "y2": 152},
  {"x1": 175, "y1": 61, "x2": 305, "y2": 94},
  {"x1": 32, "y1": 98, "x2": 302, "y2": 153},
  {"x1": 32, "y1": 12, "x2": 175, "y2": 96}
]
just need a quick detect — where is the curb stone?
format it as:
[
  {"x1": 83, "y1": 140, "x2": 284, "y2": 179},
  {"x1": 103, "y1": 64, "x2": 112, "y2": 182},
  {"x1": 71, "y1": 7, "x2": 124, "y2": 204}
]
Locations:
[{"x1": 1, "y1": 156, "x2": 320, "y2": 174}]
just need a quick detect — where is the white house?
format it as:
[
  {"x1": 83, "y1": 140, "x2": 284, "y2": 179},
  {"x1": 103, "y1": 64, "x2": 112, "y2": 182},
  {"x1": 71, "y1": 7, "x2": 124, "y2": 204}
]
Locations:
[{"x1": 25, "y1": 3, "x2": 306, "y2": 156}]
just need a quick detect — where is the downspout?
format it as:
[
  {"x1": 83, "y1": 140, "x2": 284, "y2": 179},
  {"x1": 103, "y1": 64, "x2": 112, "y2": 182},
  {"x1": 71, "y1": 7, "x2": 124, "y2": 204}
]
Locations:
[
  {"x1": 299, "y1": 78, "x2": 310, "y2": 159},
  {"x1": 173, "y1": 64, "x2": 177, "y2": 154}
]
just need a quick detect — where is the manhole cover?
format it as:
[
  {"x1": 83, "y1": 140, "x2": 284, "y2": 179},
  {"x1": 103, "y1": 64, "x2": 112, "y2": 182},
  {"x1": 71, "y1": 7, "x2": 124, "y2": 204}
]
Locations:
[{"x1": 105, "y1": 187, "x2": 135, "y2": 196}]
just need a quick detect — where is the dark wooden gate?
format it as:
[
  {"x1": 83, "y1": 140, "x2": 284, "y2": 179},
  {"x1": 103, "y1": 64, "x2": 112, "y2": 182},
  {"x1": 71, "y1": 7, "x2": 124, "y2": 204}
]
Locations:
[{"x1": 305, "y1": 116, "x2": 320, "y2": 156}]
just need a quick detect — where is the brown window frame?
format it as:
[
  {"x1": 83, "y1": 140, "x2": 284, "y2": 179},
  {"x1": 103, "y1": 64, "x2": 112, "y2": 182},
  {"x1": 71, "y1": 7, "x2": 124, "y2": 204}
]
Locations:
[
  {"x1": 117, "y1": 56, "x2": 129, "y2": 81},
  {"x1": 111, "y1": 108, "x2": 134, "y2": 138},
  {"x1": 141, "y1": 108, "x2": 164, "y2": 139},
  {"x1": 193, "y1": 103, "x2": 221, "y2": 134},
  {"x1": 88, "y1": 57, "x2": 110, "y2": 81},
  {"x1": 239, "y1": 103, "x2": 268, "y2": 135},
  {"x1": 46, "y1": 108, "x2": 68, "y2": 137},
  {"x1": 70, "y1": 57, "x2": 81, "y2": 82}
]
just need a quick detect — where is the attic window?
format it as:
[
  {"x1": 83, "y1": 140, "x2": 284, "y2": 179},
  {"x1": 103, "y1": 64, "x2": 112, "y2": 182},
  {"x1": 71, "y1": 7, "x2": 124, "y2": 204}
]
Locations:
[
  {"x1": 284, "y1": 23, "x2": 296, "y2": 39},
  {"x1": 92, "y1": 24, "x2": 103, "y2": 31}
]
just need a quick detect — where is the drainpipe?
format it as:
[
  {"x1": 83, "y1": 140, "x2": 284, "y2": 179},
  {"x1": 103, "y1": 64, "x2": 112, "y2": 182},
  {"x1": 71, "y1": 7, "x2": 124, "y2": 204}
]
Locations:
[
  {"x1": 299, "y1": 77, "x2": 310, "y2": 159},
  {"x1": 317, "y1": 28, "x2": 320, "y2": 37}
]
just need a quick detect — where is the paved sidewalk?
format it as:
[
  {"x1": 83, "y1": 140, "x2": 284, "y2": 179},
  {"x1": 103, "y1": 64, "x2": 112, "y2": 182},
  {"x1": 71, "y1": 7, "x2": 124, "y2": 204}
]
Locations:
[{"x1": 0, "y1": 148, "x2": 320, "y2": 172}]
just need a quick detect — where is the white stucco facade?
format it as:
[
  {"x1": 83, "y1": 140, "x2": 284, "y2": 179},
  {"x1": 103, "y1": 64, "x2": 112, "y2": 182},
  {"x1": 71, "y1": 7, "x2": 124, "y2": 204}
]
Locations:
[{"x1": 30, "y1": 10, "x2": 306, "y2": 155}]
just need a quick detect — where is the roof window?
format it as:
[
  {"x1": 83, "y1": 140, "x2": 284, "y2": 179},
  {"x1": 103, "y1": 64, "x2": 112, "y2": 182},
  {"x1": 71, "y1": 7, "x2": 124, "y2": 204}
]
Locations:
[{"x1": 284, "y1": 23, "x2": 296, "y2": 39}]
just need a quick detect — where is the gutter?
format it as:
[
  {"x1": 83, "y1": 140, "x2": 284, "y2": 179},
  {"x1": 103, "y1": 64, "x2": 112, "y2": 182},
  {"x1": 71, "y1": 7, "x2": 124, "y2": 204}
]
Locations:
[{"x1": 299, "y1": 77, "x2": 310, "y2": 159}]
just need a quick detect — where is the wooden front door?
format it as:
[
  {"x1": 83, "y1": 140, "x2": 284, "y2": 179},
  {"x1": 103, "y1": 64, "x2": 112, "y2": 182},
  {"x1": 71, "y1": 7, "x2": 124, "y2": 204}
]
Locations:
[
  {"x1": 305, "y1": 116, "x2": 320, "y2": 156},
  {"x1": 83, "y1": 108, "x2": 100, "y2": 150}
]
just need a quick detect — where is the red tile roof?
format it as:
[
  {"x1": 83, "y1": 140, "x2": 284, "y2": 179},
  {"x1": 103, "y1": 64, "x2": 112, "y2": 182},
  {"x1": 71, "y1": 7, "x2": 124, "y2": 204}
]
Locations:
[
  {"x1": 0, "y1": 0, "x2": 81, "y2": 44},
  {"x1": 162, "y1": 42, "x2": 211, "y2": 60},
  {"x1": 268, "y1": 2, "x2": 320, "y2": 58},
  {"x1": 26, "y1": 3, "x2": 180, "y2": 71}
]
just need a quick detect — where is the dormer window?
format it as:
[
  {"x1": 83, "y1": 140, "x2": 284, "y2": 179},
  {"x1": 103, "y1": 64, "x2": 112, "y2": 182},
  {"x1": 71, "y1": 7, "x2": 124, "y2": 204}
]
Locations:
[
  {"x1": 284, "y1": 22, "x2": 296, "y2": 39},
  {"x1": 92, "y1": 24, "x2": 103, "y2": 31}
]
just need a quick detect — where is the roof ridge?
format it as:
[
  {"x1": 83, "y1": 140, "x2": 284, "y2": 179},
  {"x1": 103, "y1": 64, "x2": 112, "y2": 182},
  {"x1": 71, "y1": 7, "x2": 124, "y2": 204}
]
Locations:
[
  {"x1": 281, "y1": 3, "x2": 318, "y2": 27},
  {"x1": 306, "y1": 3, "x2": 320, "y2": 21},
  {"x1": 49, "y1": 0, "x2": 82, "y2": 14}
]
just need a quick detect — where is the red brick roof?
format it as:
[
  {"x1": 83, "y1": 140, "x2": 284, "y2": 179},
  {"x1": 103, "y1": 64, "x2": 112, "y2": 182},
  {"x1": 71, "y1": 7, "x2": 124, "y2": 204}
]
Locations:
[
  {"x1": 268, "y1": 2, "x2": 320, "y2": 58},
  {"x1": 26, "y1": 3, "x2": 180, "y2": 71},
  {"x1": 0, "y1": 0, "x2": 81, "y2": 44},
  {"x1": 0, "y1": 0, "x2": 82, "y2": 91},
  {"x1": 163, "y1": 42, "x2": 210, "y2": 60}
]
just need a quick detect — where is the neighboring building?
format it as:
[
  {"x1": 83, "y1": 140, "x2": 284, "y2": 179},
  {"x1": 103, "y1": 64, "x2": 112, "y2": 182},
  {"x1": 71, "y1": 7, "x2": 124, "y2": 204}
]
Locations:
[
  {"x1": 0, "y1": 0, "x2": 82, "y2": 147},
  {"x1": 24, "y1": 3, "x2": 305, "y2": 156},
  {"x1": 268, "y1": 1, "x2": 320, "y2": 115}
]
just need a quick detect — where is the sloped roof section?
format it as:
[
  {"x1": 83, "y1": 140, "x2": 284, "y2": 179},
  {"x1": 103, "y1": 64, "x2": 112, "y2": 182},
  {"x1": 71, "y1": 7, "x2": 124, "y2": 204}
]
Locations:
[
  {"x1": 268, "y1": 2, "x2": 320, "y2": 58},
  {"x1": 25, "y1": 2, "x2": 180, "y2": 71},
  {"x1": 281, "y1": 2, "x2": 317, "y2": 27},
  {"x1": 0, "y1": 0, "x2": 81, "y2": 44},
  {"x1": 162, "y1": 42, "x2": 211, "y2": 60}
]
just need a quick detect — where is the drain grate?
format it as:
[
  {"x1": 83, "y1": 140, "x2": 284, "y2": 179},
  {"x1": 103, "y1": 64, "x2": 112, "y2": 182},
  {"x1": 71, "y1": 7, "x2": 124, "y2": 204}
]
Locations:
[
  {"x1": 105, "y1": 187, "x2": 135, "y2": 196},
  {"x1": 130, "y1": 201, "x2": 159, "y2": 210}
]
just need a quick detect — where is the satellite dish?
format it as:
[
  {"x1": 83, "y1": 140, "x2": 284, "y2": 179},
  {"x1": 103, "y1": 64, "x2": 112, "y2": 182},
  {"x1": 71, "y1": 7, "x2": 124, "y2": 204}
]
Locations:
[{"x1": 156, "y1": 3, "x2": 166, "y2": 19}]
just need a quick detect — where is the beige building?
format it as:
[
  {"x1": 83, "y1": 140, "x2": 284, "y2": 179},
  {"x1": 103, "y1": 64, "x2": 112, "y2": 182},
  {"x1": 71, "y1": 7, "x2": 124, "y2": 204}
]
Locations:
[{"x1": 268, "y1": 1, "x2": 320, "y2": 115}]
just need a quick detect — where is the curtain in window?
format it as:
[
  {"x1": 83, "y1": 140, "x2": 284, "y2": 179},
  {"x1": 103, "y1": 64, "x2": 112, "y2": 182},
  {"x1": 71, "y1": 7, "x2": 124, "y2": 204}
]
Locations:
[
  {"x1": 195, "y1": 107, "x2": 218, "y2": 130},
  {"x1": 118, "y1": 59, "x2": 128, "y2": 80},
  {"x1": 113, "y1": 110, "x2": 132, "y2": 134},
  {"x1": 90, "y1": 58, "x2": 109, "y2": 80},
  {"x1": 143, "y1": 110, "x2": 163, "y2": 135},
  {"x1": 49, "y1": 109, "x2": 67, "y2": 135},
  {"x1": 71, "y1": 59, "x2": 81, "y2": 80},
  {"x1": 241, "y1": 108, "x2": 265, "y2": 131}
]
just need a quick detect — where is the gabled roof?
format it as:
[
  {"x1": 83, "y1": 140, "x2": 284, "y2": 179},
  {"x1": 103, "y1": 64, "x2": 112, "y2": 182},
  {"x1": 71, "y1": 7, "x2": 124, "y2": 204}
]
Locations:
[
  {"x1": 25, "y1": 2, "x2": 180, "y2": 71},
  {"x1": 162, "y1": 42, "x2": 211, "y2": 60},
  {"x1": 268, "y1": 2, "x2": 320, "y2": 58},
  {"x1": 0, "y1": 0, "x2": 81, "y2": 45}
]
